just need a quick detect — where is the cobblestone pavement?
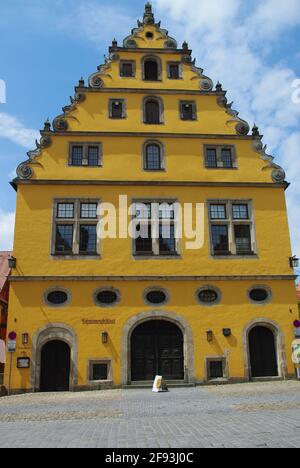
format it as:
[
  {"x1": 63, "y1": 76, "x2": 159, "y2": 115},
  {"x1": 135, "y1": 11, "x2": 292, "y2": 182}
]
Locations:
[{"x1": 0, "y1": 381, "x2": 299, "y2": 448}]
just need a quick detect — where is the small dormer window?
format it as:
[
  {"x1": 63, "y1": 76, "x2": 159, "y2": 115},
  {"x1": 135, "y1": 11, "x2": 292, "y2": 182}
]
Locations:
[
  {"x1": 180, "y1": 101, "x2": 197, "y2": 121},
  {"x1": 109, "y1": 99, "x2": 126, "y2": 119},
  {"x1": 142, "y1": 56, "x2": 162, "y2": 81},
  {"x1": 168, "y1": 63, "x2": 181, "y2": 80},
  {"x1": 146, "y1": 32, "x2": 154, "y2": 40},
  {"x1": 120, "y1": 61, "x2": 136, "y2": 78}
]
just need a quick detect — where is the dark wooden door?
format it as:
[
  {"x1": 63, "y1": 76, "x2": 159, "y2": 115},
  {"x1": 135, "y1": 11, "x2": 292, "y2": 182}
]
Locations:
[
  {"x1": 40, "y1": 340, "x2": 71, "y2": 392},
  {"x1": 249, "y1": 327, "x2": 278, "y2": 378},
  {"x1": 131, "y1": 321, "x2": 184, "y2": 381}
]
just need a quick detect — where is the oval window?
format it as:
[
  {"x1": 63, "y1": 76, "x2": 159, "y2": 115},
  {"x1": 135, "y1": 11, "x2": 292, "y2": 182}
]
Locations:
[
  {"x1": 145, "y1": 290, "x2": 167, "y2": 305},
  {"x1": 198, "y1": 289, "x2": 219, "y2": 305},
  {"x1": 249, "y1": 288, "x2": 269, "y2": 303},
  {"x1": 96, "y1": 290, "x2": 119, "y2": 306},
  {"x1": 47, "y1": 291, "x2": 68, "y2": 306}
]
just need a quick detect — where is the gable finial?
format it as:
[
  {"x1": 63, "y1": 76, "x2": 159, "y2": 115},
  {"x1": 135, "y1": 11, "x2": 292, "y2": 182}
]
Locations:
[
  {"x1": 144, "y1": 2, "x2": 155, "y2": 24},
  {"x1": 252, "y1": 123, "x2": 260, "y2": 137}
]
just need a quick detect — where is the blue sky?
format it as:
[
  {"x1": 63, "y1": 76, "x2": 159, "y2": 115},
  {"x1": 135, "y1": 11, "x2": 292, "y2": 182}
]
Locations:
[{"x1": 0, "y1": 0, "x2": 300, "y2": 274}]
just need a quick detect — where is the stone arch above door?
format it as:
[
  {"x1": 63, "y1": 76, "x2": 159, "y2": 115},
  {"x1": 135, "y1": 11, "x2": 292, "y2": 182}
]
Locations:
[
  {"x1": 121, "y1": 311, "x2": 195, "y2": 385},
  {"x1": 242, "y1": 318, "x2": 288, "y2": 380},
  {"x1": 31, "y1": 323, "x2": 78, "y2": 392}
]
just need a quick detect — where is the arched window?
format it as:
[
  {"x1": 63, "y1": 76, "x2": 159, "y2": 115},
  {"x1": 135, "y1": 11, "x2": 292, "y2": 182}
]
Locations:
[
  {"x1": 144, "y1": 60, "x2": 158, "y2": 81},
  {"x1": 143, "y1": 97, "x2": 163, "y2": 125},
  {"x1": 145, "y1": 144, "x2": 162, "y2": 170},
  {"x1": 142, "y1": 56, "x2": 162, "y2": 82}
]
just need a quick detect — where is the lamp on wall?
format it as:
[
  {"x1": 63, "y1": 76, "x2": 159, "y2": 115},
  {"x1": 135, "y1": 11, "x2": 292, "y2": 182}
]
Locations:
[
  {"x1": 206, "y1": 330, "x2": 213, "y2": 342},
  {"x1": 102, "y1": 332, "x2": 109, "y2": 344},
  {"x1": 289, "y1": 256, "x2": 299, "y2": 268},
  {"x1": 22, "y1": 333, "x2": 29, "y2": 345},
  {"x1": 8, "y1": 256, "x2": 16, "y2": 269}
]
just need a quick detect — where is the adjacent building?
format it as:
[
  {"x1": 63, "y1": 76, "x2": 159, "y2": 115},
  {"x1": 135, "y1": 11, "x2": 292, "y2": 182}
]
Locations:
[
  {"x1": 4, "y1": 4, "x2": 298, "y2": 393},
  {"x1": 0, "y1": 252, "x2": 11, "y2": 381}
]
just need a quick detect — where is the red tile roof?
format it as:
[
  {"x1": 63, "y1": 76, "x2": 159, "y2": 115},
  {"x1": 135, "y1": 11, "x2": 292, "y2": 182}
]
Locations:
[
  {"x1": 0, "y1": 252, "x2": 11, "y2": 292},
  {"x1": 296, "y1": 283, "x2": 300, "y2": 302}
]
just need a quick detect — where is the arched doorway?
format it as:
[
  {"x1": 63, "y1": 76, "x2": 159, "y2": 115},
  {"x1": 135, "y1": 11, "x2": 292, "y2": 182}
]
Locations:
[
  {"x1": 249, "y1": 326, "x2": 278, "y2": 378},
  {"x1": 40, "y1": 340, "x2": 71, "y2": 392},
  {"x1": 131, "y1": 320, "x2": 184, "y2": 381}
]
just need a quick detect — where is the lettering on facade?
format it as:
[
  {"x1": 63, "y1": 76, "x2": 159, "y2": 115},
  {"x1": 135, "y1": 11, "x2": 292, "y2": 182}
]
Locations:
[{"x1": 82, "y1": 319, "x2": 116, "y2": 325}]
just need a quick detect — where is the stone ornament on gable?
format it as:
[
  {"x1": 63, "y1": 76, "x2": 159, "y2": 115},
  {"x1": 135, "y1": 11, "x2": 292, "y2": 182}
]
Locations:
[{"x1": 251, "y1": 128, "x2": 286, "y2": 184}]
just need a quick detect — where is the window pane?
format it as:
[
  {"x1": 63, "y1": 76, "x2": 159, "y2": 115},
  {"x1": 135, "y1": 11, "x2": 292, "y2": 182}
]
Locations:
[
  {"x1": 111, "y1": 101, "x2": 123, "y2": 119},
  {"x1": 135, "y1": 203, "x2": 151, "y2": 219},
  {"x1": 169, "y1": 64, "x2": 180, "y2": 79},
  {"x1": 232, "y1": 204, "x2": 249, "y2": 219},
  {"x1": 159, "y1": 203, "x2": 175, "y2": 219},
  {"x1": 181, "y1": 103, "x2": 194, "y2": 120},
  {"x1": 57, "y1": 203, "x2": 74, "y2": 219},
  {"x1": 92, "y1": 364, "x2": 108, "y2": 381},
  {"x1": 211, "y1": 225, "x2": 229, "y2": 254},
  {"x1": 206, "y1": 148, "x2": 217, "y2": 168},
  {"x1": 222, "y1": 148, "x2": 233, "y2": 168},
  {"x1": 159, "y1": 224, "x2": 176, "y2": 255},
  {"x1": 135, "y1": 224, "x2": 153, "y2": 254},
  {"x1": 71, "y1": 146, "x2": 83, "y2": 166},
  {"x1": 80, "y1": 203, "x2": 98, "y2": 219},
  {"x1": 210, "y1": 204, "x2": 227, "y2": 219},
  {"x1": 234, "y1": 225, "x2": 252, "y2": 254},
  {"x1": 145, "y1": 145, "x2": 161, "y2": 170},
  {"x1": 88, "y1": 146, "x2": 99, "y2": 166},
  {"x1": 79, "y1": 225, "x2": 97, "y2": 254},
  {"x1": 121, "y1": 63, "x2": 133, "y2": 77},
  {"x1": 55, "y1": 225, "x2": 73, "y2": 254}
]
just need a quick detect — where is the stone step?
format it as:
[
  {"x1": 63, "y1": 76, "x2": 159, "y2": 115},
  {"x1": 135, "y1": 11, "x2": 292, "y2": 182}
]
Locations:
[{"x1": 123, "y1": 381, "x2": 196, "y2": 389}]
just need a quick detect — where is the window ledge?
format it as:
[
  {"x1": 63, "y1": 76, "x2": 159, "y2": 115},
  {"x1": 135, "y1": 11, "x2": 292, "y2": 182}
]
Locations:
[
  {"x1": 52, "y1": 254, "x2": 101, "y2": 260},
  {"x1": 212, "y1": 254, "x2": 258, "y2": 260}
]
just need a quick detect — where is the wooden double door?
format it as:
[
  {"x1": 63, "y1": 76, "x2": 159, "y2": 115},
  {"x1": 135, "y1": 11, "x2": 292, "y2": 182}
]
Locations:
[
  {"x1": 131, "y1": 321, "x2": 184, "y2": 381},
  {"x1": 249, "y1": 326, "x2": 278, "y2": 378},
  {"x1": 40, "y1": 340, "x2": 71, "y2": 392}
]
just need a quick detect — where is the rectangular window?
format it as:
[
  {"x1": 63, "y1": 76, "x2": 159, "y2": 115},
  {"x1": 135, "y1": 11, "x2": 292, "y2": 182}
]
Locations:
[
  {"x1": 208, "y1": 361, "x2": 225, "y2": 380},
  {"x1": 69, "y1": 143, "x2": 102, "y2": 167},
  {"x1": 210, "y1": 204, "x2": 227, "y2": 220},
  {"x1": 88, "y1": 146, "x2": 100, "y2": 166},
  {"x1": 211, "y1": 225, "x2": 229, "y2": 255},
  {"x1": 159, "y1": 224, "x2": 176, "y2": 255},
  {"x1": 92, "y1": 364, "x2": 108, "y2": 381},
  {"x1": 208, "y1": 200, "x2": 255, "y2": 256},
  {"x1": 57, "y1": 203, "x2": 74, "y2": 219},
  {"x1": 79, "y1": 225, "x2": 97, "y2": 254},
  {"x1": 221, "y1": 148, "x2": 233, "y2": 168},
  {"x1": 135, "y1": 224, "x2": 153, "y2": 255},
  {"x1": 133, "y1": 201, "x2": 179, "y2": 258},
  {"x1": 205, "y1": 148, "x2": 218, "y2": 168},
  {"x1": 80, "y1": 203, "x2": 98, "y2": 219},
  {"x1": 110, "y1": 100, "x2": 125, "y2": 119},
  {"x1": 55, "y1": 225, "x2": 74, "y2": 254},
  {"x1": 205, "y1": 146, "x2": 236, "y2": 169},
  {"x1": 53, "y1": 200, "x2": 100, "y2": 257},
  {"x1": 71, "y1": 146, "x2": 83, "y2": 166},
  {"x1": 180, "y1": 101, "x2": 196, "y2": 120},
  {"x1": 169, "y1": 64, "x2": 180, "y2": 79},
  {"x1": 232, "y1": 204, "x2": 249, "y2": 220},
  {"x1": 120, "y1": 61, "x2": 135, "y2": 77},
  {"x1": 234, "y1": 225, "x2": 252, "y2": 255}
]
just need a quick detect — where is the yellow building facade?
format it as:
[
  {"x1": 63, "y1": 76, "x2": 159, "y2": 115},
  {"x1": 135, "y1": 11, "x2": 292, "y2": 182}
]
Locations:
[{"x1": 5, "y1": 4, "x2": 298, "y2": 393}]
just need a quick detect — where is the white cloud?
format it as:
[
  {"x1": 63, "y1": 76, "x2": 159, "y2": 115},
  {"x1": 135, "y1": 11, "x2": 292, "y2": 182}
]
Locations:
[
  {"x1": 58, "y1": 2, "x2": 136, "y2": 46},
  {"x1": 0, "y1": 211, "x2": 15, "y2": 251},
  {"x1": 0, "y1": 113, "x2": 39, "y2": 149}
]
